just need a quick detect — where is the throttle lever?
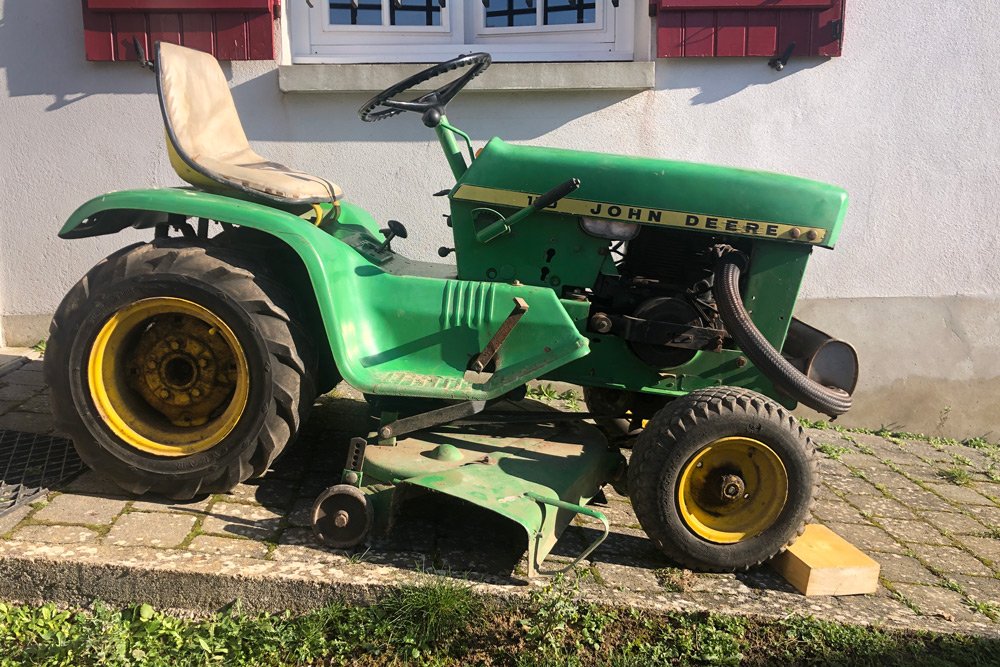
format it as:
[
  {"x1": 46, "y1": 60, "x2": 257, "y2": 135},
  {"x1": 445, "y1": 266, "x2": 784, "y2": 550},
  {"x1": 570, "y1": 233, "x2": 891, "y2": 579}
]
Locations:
[
  {"x1": 528, "y1": 178, "x2": 581, "y2": 212},
  {"x1": 475, "y1": 178, "x2": 581, "y2": 243}
]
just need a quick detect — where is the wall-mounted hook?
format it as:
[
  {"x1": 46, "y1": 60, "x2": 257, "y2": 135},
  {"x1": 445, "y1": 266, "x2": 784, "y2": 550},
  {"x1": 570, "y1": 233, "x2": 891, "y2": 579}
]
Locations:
[
  {"x1": 769, "y1": 42, "x2": 796, "y2": 71},
  {"x1": 132, "y1": 37, "x2": 155, "y2": 72}
]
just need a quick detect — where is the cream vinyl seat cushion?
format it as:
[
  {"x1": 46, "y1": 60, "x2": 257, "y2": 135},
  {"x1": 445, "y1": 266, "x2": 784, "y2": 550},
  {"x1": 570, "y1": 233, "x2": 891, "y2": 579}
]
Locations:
[{"x1": 156, "y1": 42, "x2": 341, "y2": 205}]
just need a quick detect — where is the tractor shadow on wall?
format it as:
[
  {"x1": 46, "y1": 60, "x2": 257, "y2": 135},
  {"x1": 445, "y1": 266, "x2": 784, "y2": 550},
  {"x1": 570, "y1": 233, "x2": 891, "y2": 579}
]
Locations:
[
  {"x1": 231, "y1": 68, "x2": 640, "y2": 144},
  {"x1": 658, "y1": 56, "x2": 825, "y2": 105},
  {"x1": 0, "y1": 1, "x2": 164, "y2": 110},
  {"x1": 1, "y1": 2, "x2": 639, "y2": 138}
]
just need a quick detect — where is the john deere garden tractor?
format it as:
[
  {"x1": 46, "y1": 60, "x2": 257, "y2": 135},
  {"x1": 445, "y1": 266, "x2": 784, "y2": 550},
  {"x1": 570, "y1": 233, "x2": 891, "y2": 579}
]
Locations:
[{"x1": 45, "y1": 44, "x2": 858, "y2": 575}]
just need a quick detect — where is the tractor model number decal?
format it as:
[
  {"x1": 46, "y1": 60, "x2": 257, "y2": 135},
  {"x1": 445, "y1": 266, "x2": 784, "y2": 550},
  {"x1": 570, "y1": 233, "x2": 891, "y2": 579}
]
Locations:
[{"x1": 452, "y1": 185, "x2": 827, "y2": 244}]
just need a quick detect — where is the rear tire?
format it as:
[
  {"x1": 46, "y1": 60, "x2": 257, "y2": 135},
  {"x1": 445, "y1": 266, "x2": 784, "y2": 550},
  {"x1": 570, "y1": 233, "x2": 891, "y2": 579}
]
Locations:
[
  {"x1": 628, "y1": 387, "x2": 817, "y2": 571},
  {"x1": 45, "y1": 240, "x2": 316, "y2": 499}
]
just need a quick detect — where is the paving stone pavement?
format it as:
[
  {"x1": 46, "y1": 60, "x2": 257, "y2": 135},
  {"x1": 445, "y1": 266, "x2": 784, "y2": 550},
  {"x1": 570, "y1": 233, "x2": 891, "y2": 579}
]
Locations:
[{"x1": 0, "y1": 353, "x2": 999, "y2": 637}]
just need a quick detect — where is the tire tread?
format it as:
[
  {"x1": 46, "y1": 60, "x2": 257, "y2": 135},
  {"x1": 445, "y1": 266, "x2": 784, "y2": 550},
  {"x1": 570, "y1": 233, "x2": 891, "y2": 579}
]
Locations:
[
  {"x1": 628, "y1": 386, "x2": 818, "y2": 572},
  {"x1": 45, "y1": 240, "x2": 317, "y2": 499}
]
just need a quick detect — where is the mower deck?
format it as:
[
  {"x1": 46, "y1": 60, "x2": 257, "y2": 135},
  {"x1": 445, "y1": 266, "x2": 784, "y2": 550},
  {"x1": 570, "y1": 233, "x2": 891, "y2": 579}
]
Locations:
[{"x1": 353, "y1": 403, "x2": 624, "y2": 577}]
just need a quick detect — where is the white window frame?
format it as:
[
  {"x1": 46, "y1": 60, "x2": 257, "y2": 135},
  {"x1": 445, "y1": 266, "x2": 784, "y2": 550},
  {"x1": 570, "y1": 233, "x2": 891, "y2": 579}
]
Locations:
[{"x1": 288, "y1": 0, "x2": 636, "y2": 64}]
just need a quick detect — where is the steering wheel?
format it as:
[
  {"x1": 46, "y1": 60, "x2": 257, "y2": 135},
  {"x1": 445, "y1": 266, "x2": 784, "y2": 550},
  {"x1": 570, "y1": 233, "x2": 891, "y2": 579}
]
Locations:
[{"x1": 358, "y1": 53, "x2": 492, "y2": 126}]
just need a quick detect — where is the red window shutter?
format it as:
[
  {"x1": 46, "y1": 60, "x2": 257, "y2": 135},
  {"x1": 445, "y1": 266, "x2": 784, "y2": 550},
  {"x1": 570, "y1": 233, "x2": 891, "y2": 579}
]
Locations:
[
  {"x1": 80, "y1": 0, "x2": 279, "y2": 62},
  {"x1": 655, "y1": 0, "x2": 845, "y2": 59}
]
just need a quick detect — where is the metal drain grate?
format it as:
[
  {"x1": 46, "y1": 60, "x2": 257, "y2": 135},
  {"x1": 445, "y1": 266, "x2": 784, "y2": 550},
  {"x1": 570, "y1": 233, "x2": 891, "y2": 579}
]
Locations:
[{"x1": 0, "y1": 431, "x2": 85, "y2": 517}]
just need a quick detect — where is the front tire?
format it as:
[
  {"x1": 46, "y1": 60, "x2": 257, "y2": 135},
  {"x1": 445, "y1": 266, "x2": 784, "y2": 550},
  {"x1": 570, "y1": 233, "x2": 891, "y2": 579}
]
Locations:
[
  {"x1": 628, "y1": 387, "x2": 817, "y2": 571},
  {"x1": 45, "y1": 240, "x2": 316, "y2": 499}
]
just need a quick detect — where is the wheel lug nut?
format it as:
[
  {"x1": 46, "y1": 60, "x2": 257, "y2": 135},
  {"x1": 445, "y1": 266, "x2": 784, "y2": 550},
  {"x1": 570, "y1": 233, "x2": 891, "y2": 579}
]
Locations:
[
  {"x1": 198, "y1": 359, "x2": 208, "y2": 369},
  {"x1": 191, "y1": 388, "x2": 201, "y2": 398},
  {"x1": 696, "y1": 462, "x2": 703, "y2": 468},
  {"x1": 146, "y1": 360, "x2": 157, "y2": 370},
  {"x1": 159, "y1": 390, "x2": 170, "y2": 399},
  {"x1": 170, "y1": 341, "x2": 180, "y2": 350}
]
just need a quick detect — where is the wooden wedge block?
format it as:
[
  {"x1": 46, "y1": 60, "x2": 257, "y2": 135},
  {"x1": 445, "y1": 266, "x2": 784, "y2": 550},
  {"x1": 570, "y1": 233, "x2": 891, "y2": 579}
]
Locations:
[{"x1": 771, "y1": 524, "x2": 880, "y2": 596}]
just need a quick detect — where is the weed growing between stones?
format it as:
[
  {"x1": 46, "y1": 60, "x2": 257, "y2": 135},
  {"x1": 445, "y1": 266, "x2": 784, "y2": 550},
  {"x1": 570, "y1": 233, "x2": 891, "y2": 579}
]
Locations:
[
  {"x1": 526, "y1": 384, "x2": 560, "y2": 401},
  {"x1": 815, "y1": 443, "x2": 849, "y2": 460},
  {"x1": 938, "y1": 467, "x2": 972, "y2": 487},
  {"x1": 798, "y1": 419, "x2": 1000, "y2": 456},
  {"x1": 653, "y1": 567, "x2": 695, "y2": 593}
]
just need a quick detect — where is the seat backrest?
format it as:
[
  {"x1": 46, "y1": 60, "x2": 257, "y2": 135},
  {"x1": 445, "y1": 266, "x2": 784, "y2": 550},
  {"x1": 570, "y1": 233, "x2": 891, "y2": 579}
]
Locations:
[{"x1": 156, "y1": 41, "x2": 251, "y2": 174}]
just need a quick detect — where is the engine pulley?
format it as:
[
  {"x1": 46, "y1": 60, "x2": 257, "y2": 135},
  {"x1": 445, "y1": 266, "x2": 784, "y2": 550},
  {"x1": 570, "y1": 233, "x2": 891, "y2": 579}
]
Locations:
[{"x1": 627, "y1": 296, "x2": 705, "y2": 368}]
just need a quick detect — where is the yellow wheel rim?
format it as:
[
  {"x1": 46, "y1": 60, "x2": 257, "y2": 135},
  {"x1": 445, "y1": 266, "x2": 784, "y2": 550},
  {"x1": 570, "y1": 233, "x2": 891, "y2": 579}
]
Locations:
[
  {"x1": 88, "y1": 297, "x2": 250, "y2": 457},
  {"x1": 677, "y1": 437, "x2": 788, "y2": 544}
]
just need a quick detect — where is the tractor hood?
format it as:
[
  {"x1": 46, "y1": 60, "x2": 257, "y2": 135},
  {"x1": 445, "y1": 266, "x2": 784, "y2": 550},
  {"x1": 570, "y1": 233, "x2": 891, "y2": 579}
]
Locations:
[{"x1": 453, "y1": 138, "x2": 848, "y2": 249}]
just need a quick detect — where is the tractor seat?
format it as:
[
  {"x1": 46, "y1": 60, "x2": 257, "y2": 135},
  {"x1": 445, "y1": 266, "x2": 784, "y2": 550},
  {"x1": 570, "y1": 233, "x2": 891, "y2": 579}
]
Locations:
[{"x1": 155, "y1": 42, "x2": 342, "y2": 206}]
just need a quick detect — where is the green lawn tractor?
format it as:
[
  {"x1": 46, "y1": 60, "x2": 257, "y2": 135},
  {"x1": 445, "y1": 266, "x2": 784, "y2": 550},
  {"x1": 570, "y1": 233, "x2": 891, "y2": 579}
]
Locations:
[{"x1": 46, "y1": 44, "x2": 858, "y2": 575}]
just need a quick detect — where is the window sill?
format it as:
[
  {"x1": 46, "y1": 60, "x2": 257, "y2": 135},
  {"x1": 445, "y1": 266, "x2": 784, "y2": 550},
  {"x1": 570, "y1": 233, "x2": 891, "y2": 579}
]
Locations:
[{"x1": 278, "y1": 61, "x2": 654, "y2": 93}]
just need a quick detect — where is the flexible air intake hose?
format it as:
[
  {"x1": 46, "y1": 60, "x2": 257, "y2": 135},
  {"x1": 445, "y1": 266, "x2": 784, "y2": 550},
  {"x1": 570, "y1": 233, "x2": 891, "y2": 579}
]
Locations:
[{"x1": 713, "y1": 246, "x2": 853, "y2": 417}]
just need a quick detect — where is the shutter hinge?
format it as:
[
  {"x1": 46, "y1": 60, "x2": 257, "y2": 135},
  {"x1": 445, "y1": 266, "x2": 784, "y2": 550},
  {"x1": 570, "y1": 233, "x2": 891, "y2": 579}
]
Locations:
[
  {"x1": 649, "y1": 2, "x2": 658, "y2": 17},
  {"x1": 830, "y1": 18, "x2": 843, "y2": 40}
]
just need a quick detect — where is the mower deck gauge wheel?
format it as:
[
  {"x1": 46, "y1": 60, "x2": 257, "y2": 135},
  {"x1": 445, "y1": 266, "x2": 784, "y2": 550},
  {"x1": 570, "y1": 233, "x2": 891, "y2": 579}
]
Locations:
[{"x1": 312, "y1": 484, "x2": 374, "y2": 550}]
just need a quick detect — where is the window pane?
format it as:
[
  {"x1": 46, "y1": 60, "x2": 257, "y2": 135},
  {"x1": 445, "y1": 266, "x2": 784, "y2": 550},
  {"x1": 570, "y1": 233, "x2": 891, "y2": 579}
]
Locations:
[
  {"x1": 544, "y1": 0, "x2": 595, "y2": 25},
  {"x1": 485, "y1": 0, "x2": 536, "y2": 29},
  {"x1": 391, "y1": 0, "x2": 442, "y2": 26},
  {"x1": 330, "y1": 1, "x2": 382, "y2": 26}
]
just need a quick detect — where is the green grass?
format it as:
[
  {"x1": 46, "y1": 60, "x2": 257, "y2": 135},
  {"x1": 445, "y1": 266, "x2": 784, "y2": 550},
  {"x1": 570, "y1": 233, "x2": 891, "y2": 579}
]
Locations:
[
  {"x1": 3, "y1": 576, "x2": 1000, "y2": 666},
  {"x1": 962, "y1": 436, "x2": 993, "y2": 450},
  {"x1": 952, "y1": 454, "x2": 973, "y2": 467},
  {"x1": 558, "y1": 390, "x2": 580, "y2": 411},
  {"x1": 816, "y1": 443, "x2": 849, "y2": 460},
  {"x1": 938, "y1": 466, "x2": 972, "y2": 487},
  {"x1": 968, "y1": 600, "x2": 1000, "y2": 622},
  {"x1": 799, "y1": 419, "x2": 1000, "y2": 457},
  {"x1": 30, "y1": 339, "x2": 46, "y2": 357},
  {"x1": 379, "y1": 578, "x2": 482, "y2": 651},
  {"x1": 526, "y1": 383, "x2": 560, "y2": 401}
]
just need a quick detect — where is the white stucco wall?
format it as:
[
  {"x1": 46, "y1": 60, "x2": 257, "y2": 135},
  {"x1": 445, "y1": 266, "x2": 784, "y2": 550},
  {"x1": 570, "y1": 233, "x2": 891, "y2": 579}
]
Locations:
[{"x1": 1, "y1": 0, "x2": 999, "y2": 434}]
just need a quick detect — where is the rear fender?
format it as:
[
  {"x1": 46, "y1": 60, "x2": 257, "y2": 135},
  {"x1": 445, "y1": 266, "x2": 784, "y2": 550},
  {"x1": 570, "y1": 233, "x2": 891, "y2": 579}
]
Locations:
[
  {"x1": 59, "y1": 187, "x2": 385, "y2": 241},
  {"x1": 60, "y1": 188, "x2": 588, "y2": 400}
]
